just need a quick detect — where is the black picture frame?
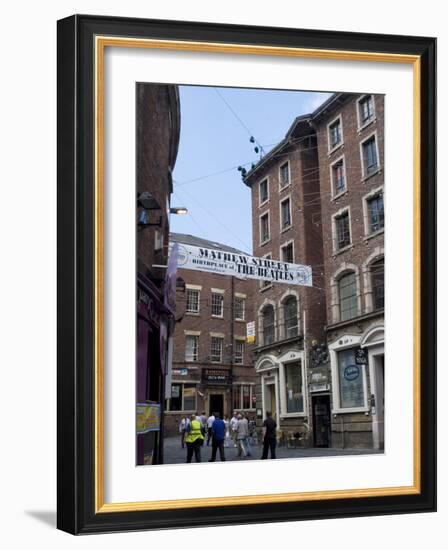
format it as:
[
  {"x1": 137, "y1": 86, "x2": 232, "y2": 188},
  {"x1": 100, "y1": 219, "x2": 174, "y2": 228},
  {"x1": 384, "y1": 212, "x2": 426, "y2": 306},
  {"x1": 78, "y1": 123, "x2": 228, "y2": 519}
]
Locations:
[{"x1": 57, "y1": 14, "x2": 436, "y2": 534}]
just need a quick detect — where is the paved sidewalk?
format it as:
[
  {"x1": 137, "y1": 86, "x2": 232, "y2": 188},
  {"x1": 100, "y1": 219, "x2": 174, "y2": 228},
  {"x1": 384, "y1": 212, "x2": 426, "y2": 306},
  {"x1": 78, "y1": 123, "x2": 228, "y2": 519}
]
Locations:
[{"x1": 163, "y1": 436, "x2": 380, "y2": 464}]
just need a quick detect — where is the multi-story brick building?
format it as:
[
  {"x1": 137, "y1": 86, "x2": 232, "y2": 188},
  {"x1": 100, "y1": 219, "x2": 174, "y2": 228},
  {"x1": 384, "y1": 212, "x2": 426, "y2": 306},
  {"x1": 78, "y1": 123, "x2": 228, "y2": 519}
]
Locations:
[
  {"x1": 313, "y1": 93, "x2": 385, "y2": 450},
  {"x1": 243, "y1": 92, "x2": 384, "y2": 450},
  {"x1": 163, "y1": 233, "x2": 257, "y2": 436},
  {"x1": 136, "y1": 83, "x2": 180, "y2": 464},
  {"x1": 243, "y1": 116, "x2": 328, "y2": 448}
]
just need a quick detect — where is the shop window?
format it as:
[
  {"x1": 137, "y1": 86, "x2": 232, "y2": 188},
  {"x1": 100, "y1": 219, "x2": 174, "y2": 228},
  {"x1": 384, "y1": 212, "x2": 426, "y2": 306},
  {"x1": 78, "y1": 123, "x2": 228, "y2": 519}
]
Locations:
[
  {"x1": 337, "y1": 348, "x2": 365, "y2": 408},
  {"x1": 284, "y1": 361, "x2": 304, "y2": 413},
  {"x1": 242, "y1": 385, "x2": 251, "y2": 409},
  {"x1": 170, "y1": 384, "x2": 183, "y2": 411}
]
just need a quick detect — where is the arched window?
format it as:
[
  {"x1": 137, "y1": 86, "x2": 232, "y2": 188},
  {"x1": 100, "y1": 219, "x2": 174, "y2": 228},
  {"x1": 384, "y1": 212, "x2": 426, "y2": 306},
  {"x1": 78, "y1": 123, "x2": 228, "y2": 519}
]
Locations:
[
  {"x1": 339, "y1": 272, "x2": 357, "y2": 321},
  {"x1": 370, "y1": 258, "x2": 384, "y2": 310},
  {"x1": 262, "y1": 305, "x2": 275, "y2": 345},
  {"x1": 283, "y1": 296, "x2": 298, "y2": 338}
]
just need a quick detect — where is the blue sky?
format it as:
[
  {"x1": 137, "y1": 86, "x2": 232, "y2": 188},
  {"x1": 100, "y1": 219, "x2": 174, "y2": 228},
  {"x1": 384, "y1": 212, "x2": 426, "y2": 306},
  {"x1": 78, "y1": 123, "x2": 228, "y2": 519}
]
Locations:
[{"x1": 171, "y1": 85, "x2": 331, "y2": 254}]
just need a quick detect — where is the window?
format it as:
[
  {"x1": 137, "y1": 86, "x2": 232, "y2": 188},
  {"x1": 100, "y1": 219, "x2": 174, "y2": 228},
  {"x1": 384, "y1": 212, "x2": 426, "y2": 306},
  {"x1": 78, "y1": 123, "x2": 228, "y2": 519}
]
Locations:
[
  {"x1": 332, "y1": 158, "x2": 346, "y2": 195},
  {"x1": 280, "y1": 198, "x2": 291, "y2": 230},
  {"x1": 233, "y1": 385, "x2": 254, "y2": 410},
  {"x1": 259, "y1": 179, "x2": 268, "y2": 204},
  {"x1": 359, "y1": 95, "x2": 375, "y2": 125},
  {"x1": 210, "y1": 337, "x2": 223, "y2": 363},
  {"x1": 186, "y1": 289, "x2": 200, "y2": 313},
  {"x1": 279, "y1": 161, "x2": 290, "y2": 188},
  {"x1": 337, "y1": 348, "x2": 365, "y2": 408},
  {"x1": 339, "y1": 272, "x2": 357, "y2": 321},
  {"x1": 260, "y1": 212, "x2": 270, "y2": 243},
  {"x1": 169, "y1": 384, "x2": 197, "y2": 412},
  {"x1": 284, "y1": 361, "x2": 304, "y2": 413},
  {"x1": 234, "y1": 340, "x2": 244, "y2": 364},
  {"x1": 211, "y1": 292, "x2": 224, "y2": 317},
  {"x1": 283, "y1": 296, "x2": 298, "y2": 338},
  {"x1": 329, "y1": 118, "x2": 342, "y2": 149},
  {"x1": 371, "y1": 258, "x2": 384, "y2": 310},
  {"x1": 362, "y1": 135, "x2": 379, "y2": 176},
  {"x1": 234, "y1": 297, "x2": 245, "y2": 320},
  {"x1": 281, "y1": 242, "x2": 294, "y2": 264},
  {"x1": 260, "y1": 253, "x2": 272, "y2": 289},
  {"x1": 367, "y1": 193, "x2": 384, "y2": 233},
  {"x1": 335, "y1": 210, "x2": 351, "y2": 250},
  {"x1": 185, "y1": 335, "x2": 199, "y2": 362},
  {"x1": 262, "y1": 305, "x2": 275, "y2": 345}
]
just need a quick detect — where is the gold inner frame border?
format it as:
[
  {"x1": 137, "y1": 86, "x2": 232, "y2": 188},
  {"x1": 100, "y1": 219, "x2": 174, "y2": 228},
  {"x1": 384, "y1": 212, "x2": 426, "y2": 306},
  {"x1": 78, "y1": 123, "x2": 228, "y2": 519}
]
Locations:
[{"x1": 94, "y1": 35, "x2": 421, "y2": 513}]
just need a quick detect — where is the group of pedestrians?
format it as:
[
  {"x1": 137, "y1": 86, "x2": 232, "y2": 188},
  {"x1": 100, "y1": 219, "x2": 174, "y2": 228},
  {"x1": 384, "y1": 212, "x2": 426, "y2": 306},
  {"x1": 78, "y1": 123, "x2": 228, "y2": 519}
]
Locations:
[{"x1": 179, "y1": 410, "x2": 278, "y2": 463}]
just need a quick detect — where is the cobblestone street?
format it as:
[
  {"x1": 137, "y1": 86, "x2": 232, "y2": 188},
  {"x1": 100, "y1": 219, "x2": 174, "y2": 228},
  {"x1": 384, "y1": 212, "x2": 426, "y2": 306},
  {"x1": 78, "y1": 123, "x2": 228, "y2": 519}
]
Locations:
[{"x1": 163, "y1": 436, "x2": 381, "y2": 464}]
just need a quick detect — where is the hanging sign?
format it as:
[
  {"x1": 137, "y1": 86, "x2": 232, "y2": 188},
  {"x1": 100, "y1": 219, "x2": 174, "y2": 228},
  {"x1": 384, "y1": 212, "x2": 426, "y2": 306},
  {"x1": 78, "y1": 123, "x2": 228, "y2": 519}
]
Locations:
[
  {"x1": 171, "y1": 243, "x2": 312, "y2": 287},
  {"x1": 246, "y1": 321, "x2": 256, "y2": 343}
]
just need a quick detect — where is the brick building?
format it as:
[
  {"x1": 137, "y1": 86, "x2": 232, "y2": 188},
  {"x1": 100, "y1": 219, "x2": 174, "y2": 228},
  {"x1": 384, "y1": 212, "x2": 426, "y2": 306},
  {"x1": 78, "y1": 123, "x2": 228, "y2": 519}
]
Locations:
[
  {"x1": 163, "y1": 233, "x2": 257, "y2": 436},
  {"x1": 243, "y1": 92, "x2": 384, "y2": 450},
  {"x1": 313, "y1": 93, "x2": 385, "y2": 450},
  {"x1": 136, "y1": 83, "x2": 180, "y2": 464},
  {"x1": 243, "y1": 116, "x2": 328, "y2": 448}
]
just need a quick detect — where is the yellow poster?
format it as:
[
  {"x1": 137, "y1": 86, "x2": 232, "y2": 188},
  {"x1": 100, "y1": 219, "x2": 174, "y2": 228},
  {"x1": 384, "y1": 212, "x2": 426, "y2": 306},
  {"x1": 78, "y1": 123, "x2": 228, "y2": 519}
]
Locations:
[{"x1": 136, "y1": 402, "x2": 161, "y2": 434}]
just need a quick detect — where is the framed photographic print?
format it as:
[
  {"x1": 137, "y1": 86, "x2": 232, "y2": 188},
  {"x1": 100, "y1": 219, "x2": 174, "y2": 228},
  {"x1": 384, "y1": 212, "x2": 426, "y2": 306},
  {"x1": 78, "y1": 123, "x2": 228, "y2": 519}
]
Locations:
[{"x1": 57, "y1": 14, "x2": 436, "y2": 534}]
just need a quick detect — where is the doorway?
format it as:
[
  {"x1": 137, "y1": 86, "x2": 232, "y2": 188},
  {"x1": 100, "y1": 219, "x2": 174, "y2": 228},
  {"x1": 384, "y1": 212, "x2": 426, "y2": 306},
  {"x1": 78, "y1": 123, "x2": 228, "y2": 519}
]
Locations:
[
  {"x1": 209, "y1": 394, "x2": 224, "y2": 418},
  {"x1": 372, "y1": 353, "x2": 385, "y2": 450},
  {"x1": 264, "y1": 381, "x2": 277, "y2": 420},
  {"x1": 312, "y1": 394, "x2": 331, "y2": 448}
]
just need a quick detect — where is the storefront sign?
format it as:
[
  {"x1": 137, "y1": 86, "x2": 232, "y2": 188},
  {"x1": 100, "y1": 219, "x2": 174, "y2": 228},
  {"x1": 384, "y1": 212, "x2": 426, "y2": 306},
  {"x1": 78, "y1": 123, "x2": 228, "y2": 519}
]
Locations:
[
  {"x1": 246, "y1": 321, "x2": 256, "y2": 343},
  {"x1": 172, "y1": 242, "x2": 312, "y2": 287},
  {"x1": 355, "y1": 347, "x2": 368, "y2": 365},
  {"x1": 136, "y1": 402, "x2": 161, "y2": 434},
  {"x1": 344, "y1": 365, "x2": 360, "y2": 381},
  {"x1": 202, "y1": 368, "x2": 231, "y2": 384},
  {"x1": 310, "y1": 383, "x2": 330, "y2": 393}
]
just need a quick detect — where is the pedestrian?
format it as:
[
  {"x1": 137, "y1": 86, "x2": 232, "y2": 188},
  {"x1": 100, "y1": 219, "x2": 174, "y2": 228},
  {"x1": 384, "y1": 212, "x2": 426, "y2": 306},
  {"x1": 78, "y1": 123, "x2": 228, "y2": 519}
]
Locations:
[
  {"x1": 206, "y1": 412, "x2": 215, "y2": 446},
  {"x1": 185, "y1": 414, "x2": 205, "y2": 463},
  {"x1": 179, "y1": 416, "x2": 187, "y2": 449},
  {"x1": 208, "y1": 413, "x2": 226, "y2": 462},
  {"x1": 223, "y1": 415, "x2": 231, "y2": 447},
  {"x1": 236, "y1": 413, "x2": 252, "y2": 457},
  {"x1": 261, "y1": 411, "x2": 277, "y2": 459},
  {"x1": 230, "y1": 411, "x2": 239, "y2": 447}
]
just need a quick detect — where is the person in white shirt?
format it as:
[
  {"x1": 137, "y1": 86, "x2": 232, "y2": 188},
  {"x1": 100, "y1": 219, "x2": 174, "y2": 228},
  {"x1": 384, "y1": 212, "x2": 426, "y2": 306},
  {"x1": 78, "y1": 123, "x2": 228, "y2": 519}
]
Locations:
[
  {"x1": 230, "y1": 412, "x2": 239, "y2": 448},
  {"x1": 206, "y1": 413, "x2": 215, "y2": 446}
]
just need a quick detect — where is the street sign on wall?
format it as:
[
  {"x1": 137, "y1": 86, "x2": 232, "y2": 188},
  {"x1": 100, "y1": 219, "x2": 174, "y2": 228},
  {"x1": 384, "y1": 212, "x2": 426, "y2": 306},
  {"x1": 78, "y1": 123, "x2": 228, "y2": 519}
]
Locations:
[{"x1": 171, "y1": 242, "x2": 312, "y2": 287}]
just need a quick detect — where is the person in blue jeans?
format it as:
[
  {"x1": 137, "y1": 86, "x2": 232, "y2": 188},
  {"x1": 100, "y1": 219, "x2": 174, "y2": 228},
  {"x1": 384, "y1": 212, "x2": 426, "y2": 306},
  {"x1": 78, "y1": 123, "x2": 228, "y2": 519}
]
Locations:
[{"x1": 208, "y1": 413, "x2": 226, "y2": 462}]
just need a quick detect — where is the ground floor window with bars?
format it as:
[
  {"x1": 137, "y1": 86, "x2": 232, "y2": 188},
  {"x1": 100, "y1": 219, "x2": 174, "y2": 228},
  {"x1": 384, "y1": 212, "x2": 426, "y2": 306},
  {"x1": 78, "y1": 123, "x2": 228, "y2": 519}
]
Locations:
[
  {"x1": 233, "y1": 385, "x2": 255, "y2": 411},
  {"x1": 210, "y1": 336, "x2": 223, "y2": 363},
  {"x1": 167, "y1": 383, "x2": 197, "y2": 412}
]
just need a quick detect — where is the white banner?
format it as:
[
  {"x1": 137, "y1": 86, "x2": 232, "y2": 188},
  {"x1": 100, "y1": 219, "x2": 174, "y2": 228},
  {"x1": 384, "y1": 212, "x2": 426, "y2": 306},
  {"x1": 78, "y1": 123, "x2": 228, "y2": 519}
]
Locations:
[{"x1": 173, "y1": 243, "x2": 312, "y2": 287}]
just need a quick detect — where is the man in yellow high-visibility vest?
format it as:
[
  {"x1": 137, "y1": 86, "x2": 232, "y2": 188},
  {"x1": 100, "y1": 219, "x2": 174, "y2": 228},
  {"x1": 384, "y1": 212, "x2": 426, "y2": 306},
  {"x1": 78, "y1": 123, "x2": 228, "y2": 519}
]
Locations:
[{"x1": 185, "y1": 414, "x2": 205, "y2": 463}]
